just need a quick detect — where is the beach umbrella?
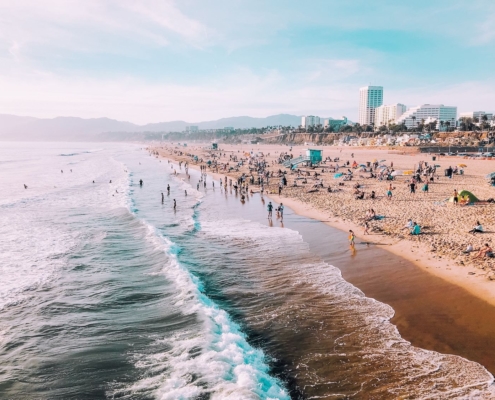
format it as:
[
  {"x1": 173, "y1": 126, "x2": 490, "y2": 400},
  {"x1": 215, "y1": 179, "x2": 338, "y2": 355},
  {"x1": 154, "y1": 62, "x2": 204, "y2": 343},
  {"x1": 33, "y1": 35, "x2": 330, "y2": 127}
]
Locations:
[
  {"x1": 458, "y1": 164, "x2": 467, "y2": 168},
  {"x1": 486, "y1": 172, "x2": 495, "y2": 179},
  {"x1": 435, "y1": 164, "x2": 441, "y2": 167},
  {"x1": 379, "y1": 159, "x2": 386, "y2": 163},
  {"x1": 373, "y1": 159, "x2": 377, "y2": 162},
  {"x1": 359, "y1": 164, "x2": 366, "y2": 167},
  {"x1": 378, "y1": 165, "x2": 387, "y2": 169}
]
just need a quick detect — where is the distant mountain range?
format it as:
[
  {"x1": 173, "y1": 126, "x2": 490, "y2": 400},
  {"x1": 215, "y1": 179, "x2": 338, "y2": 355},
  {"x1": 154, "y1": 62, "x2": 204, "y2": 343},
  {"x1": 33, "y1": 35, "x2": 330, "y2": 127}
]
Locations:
[{"x1": 0, "y1": 113, "x2": 316, "y2": 141}]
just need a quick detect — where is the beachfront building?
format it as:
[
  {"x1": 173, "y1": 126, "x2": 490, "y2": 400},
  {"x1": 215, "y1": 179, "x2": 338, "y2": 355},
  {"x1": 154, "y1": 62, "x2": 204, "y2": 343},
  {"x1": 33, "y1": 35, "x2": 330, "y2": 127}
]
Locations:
[
  {"x1": 324, "y1": 116, "x2": 348, "y2": 131},
  {"x1": 301, "y1": 115, "x2": 320, "y2": 128},
  {"x1": 185, "y1": 125, "x2": 199, "y2": 133},
  {"x1": 374, "y1": 104, "x2": 407, "y2": 127},
  {"x1": 459, "y1": 111, "x2": 494, "y2": 129},
  {"x1": 358, "y1": 86, "x2": 383, "y2": 126},
  {"x1": 396, "y1": 104, "x2": 457, "y2": 130}
]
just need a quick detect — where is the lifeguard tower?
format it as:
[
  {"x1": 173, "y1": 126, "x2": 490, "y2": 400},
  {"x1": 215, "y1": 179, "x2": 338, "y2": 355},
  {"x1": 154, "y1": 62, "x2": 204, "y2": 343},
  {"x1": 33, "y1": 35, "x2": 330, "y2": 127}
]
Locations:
[
  {"x1": 306, "y1": 149, "x2": 322, "y2": 164},
  {"x1": 283, "y1": 148, "x2": 322, "y2": 168}
]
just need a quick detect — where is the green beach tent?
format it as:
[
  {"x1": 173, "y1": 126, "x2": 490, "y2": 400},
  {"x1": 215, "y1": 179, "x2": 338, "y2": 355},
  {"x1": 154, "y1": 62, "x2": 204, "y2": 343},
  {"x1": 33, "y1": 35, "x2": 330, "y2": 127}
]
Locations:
[{"x1": 448, "y1": 190, "x2": 479, "y2": 203}]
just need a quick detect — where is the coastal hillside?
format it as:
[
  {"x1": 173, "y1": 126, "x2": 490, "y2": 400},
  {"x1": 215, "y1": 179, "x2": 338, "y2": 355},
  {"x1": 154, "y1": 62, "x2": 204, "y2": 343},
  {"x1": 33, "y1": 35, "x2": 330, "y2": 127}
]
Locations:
[{"x1": 0, "y1": 113, "x2": 304, "y2": 141}]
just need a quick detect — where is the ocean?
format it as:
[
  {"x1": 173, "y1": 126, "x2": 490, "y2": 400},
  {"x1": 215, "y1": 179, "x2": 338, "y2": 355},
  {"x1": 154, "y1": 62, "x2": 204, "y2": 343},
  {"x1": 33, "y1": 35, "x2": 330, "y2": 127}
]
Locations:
[{"x1": 0, "y1": 142, "x2": 494, "y2": 399}]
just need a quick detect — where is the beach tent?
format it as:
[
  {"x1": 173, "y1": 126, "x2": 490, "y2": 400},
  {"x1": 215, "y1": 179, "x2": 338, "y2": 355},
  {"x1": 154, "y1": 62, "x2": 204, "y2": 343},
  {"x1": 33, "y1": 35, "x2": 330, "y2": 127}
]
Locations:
[{"x1": 448, "y1": 190, "x2": 479, "y2": 203}]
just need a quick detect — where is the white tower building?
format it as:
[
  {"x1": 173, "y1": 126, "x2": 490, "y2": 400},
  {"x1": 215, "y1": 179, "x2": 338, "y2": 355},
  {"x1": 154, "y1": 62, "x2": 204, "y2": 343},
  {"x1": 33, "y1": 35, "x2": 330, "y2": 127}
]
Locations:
[
  {"x1": 359, "y1": 86, "x2": 383, "y2": 126},
  {"x1": 375, "y1": 104, "x2": 407, "y2": 127}
]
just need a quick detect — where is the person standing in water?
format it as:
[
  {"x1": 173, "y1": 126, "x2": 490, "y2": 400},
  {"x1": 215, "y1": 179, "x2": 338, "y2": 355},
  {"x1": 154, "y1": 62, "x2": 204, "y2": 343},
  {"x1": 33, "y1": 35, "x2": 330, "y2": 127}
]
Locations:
[
  {"x1": 267, "y1": 202, "x2": 273, "y2": 219},
  {"x1": 348, "y1": 230, "x2": 355, "y2": 246},
  {"x1": 185, "y1": 190, "x2": 187, "y2": 196},
  {"x1": 167, "y1": 184, "x2": 170, "y2": 195},
  {"x1": 173, "y1": 199, "x2": 176, "y2": 210},
  {"x1": 279, "y1": 203, "x2": 284, "y2": 219},
  {"x1": 161, "y1": 192, "x2": 164, "y2": 203},
  {"x1": 139, "y1": 179, "x2": 143, "y2": 187}
]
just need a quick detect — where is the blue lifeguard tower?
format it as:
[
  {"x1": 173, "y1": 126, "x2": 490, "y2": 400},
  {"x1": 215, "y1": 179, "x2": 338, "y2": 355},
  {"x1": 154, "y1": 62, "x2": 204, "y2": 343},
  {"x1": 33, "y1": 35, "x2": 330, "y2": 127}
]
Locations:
[
  {"x1": 306, "y1": 149, "x2": 322, "y2": 164},
  {"x1": 283, "y1": 148, "x2": 323, "y2": 168}
]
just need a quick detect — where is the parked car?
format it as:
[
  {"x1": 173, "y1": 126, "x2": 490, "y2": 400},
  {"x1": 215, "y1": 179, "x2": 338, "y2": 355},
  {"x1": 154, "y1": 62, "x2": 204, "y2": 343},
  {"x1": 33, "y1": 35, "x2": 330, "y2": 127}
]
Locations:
[
  {"x1": 439, "y1": 152, "x2": 446, "y2": 156},
  {"x1": 482, "y1": 152, "x2": 494, "y2": 157}
]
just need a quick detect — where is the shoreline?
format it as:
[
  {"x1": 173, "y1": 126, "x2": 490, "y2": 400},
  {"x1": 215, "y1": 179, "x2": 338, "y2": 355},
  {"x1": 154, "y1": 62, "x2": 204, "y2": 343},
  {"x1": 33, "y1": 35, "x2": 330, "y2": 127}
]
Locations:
[
  {"x1": 156, "y1": 147, "x2": 495, "y2": 378},
  {"x1": 153, "y1": 143, "x2": 495, "y2": 310}
]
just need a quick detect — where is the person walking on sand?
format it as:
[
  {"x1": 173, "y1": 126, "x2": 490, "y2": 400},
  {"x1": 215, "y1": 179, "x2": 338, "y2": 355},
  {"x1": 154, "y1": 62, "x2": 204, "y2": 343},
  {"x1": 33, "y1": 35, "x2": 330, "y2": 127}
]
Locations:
[
  {"x1": 387, "y1": 183, "x2": 394, "y2": 200},
  {"x1": 409, "y1": 180, "x2": 416, "y2": 194},
  {"x1": 267, "y1": 202, "x2": 273, "y2": 219},
  {"x1": 348, "y1": 230, "x2": 355, "y2": 246},
  {"x1": 363, "y1": 222, "x2": 369, "y2": 235},
  {"x1": 422, "y1": 182, "x2": 429, "y2": 194},
  {"x1": 453, "y1": 189, "x2": 459, "y2": 205}
]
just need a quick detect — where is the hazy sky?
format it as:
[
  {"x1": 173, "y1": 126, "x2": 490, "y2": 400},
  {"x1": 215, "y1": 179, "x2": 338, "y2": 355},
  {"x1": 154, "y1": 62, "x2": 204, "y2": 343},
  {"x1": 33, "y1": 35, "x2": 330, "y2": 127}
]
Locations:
[{"x1": 1, "y1": 0, "x2": 494, "y2": 124}]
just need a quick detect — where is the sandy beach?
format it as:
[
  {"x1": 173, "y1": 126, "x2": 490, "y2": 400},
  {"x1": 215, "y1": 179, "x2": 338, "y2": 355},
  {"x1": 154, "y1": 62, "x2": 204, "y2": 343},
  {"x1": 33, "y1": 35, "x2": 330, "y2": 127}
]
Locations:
[{"x1": 153, "y1": 142, "x2": 495, "y2": 309}]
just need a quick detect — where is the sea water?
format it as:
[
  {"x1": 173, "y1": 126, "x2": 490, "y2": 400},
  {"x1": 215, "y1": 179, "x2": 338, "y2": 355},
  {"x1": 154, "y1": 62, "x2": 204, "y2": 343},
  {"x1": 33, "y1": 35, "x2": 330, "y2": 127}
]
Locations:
[{"x1": 0, "y1": 142, "x2": 494, "y2": 399}]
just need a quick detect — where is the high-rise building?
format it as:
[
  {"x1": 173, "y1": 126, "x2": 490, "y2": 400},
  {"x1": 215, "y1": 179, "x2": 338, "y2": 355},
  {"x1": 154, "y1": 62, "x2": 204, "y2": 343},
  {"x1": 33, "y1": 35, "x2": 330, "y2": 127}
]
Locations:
[
  {"x1": 459, "y1": 111, "x2": 493, "y2": 121},
  {"x1": 358, "y1": 86, "x2": 383, "y2": 126},
  {"x1": 396, "y1": 104, "x2": 457, "y2": 129},
  {"x1": 375, "y1": 104, "x2": 407, "y2": 127},
  {"x1": 301, "y1": 115, "x2": 320, "y2": 128}
]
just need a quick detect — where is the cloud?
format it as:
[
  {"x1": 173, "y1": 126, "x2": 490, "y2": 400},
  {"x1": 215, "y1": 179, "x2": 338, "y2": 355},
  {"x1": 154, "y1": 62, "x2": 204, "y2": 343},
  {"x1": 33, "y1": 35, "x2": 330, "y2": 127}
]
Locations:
[{"x1": 0, "y1": 0, "x2": 211, "y2": 57}]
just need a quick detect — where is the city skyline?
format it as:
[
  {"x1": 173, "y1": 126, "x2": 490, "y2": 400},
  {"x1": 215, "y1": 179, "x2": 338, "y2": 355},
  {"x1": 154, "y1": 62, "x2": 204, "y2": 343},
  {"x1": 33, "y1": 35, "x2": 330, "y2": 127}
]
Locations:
[{"x1": 1, "y1": 1, "x2": 495, "y2": 124}]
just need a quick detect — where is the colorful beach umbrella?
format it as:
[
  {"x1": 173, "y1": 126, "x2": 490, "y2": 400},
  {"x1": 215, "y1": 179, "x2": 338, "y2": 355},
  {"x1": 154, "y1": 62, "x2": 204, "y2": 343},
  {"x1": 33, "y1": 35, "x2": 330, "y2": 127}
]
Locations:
[{"x1": 458, "y1": 164, "x2": 467, "y2": 168}]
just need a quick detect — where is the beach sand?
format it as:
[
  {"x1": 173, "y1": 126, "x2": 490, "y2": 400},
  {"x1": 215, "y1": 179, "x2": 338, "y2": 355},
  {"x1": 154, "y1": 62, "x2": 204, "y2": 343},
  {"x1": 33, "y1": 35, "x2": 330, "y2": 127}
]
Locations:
[{"x1": 154, "y1": 142, "x2": 495, "y2": 310}]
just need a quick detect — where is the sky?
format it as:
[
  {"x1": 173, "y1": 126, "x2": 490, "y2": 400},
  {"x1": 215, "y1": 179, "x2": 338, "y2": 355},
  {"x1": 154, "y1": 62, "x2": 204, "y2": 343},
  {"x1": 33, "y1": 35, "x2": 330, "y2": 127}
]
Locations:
[{"x1": 0, "y1": 0, "x2": 495, "y2": 124}]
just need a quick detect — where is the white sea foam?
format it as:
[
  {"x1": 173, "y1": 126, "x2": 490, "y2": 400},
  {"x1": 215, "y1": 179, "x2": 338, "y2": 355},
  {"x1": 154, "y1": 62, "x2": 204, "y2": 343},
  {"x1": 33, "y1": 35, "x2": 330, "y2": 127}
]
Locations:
[{"x1": 113, "y1": 217, "x2": 289, "y2": 399}]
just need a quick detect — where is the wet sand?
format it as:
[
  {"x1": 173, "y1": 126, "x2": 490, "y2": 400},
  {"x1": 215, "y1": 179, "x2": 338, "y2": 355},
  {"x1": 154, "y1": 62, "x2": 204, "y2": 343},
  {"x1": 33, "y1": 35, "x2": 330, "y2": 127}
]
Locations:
[{"x1": 279, "y1": 210, "x2": 495, "y2": 375}]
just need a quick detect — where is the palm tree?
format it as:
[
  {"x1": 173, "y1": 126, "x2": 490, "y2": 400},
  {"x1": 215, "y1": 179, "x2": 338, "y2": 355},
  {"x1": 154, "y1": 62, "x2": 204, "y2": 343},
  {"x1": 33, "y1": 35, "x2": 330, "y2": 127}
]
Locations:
[
  {"x1": 445, "y1": 121, "x2": 451, "y2": 131},
  {"x1": 412, "y1": 116, "x2": 416, "y2": 130}
]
